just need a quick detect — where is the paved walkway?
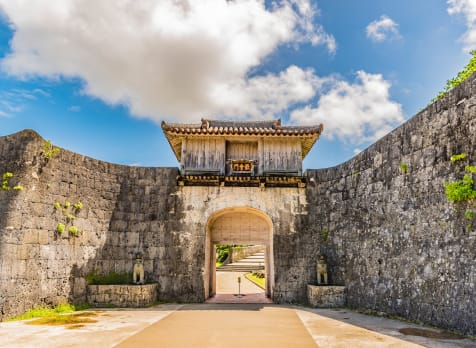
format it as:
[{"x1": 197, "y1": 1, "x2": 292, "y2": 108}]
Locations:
[
  {"x1": 207, "y1": 271, "x2": 272, "y2": 303},
  {"x1": 1, "y1": 304, "x2": 475, "y2": 348}
]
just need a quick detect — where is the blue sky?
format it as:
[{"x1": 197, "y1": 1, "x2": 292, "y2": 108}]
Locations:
[{"x1": 0, "y1": 0, "x2": 474, "y2": 169}]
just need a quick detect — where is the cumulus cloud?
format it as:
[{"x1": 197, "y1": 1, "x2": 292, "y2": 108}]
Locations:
[
  {"x1": 0, "y1": 0, "x2": 335, "y2": 122},
  {"x1": 447, "y1": 0, "x2": 476, "y2": 51},
  {"x1": 290, "y1": 71, "x2": 404, "y2": 144},
  {"x1": 366, "y1": 15, "x2": 401, "y2": 42},
  {"x1": 210, "y1": 65, "x2": 327, "y2": 119}
]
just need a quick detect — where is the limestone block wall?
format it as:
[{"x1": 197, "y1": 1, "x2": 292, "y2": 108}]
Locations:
[
  {"x1": 230, "y1": 245, "x2": 265, "y2": 263},
  {"x1": 306, "y1": 73, "x2": 476, "y2": 335},
  {"x1": 0, "y1": 130, "x2": 179, "y2": 320}
]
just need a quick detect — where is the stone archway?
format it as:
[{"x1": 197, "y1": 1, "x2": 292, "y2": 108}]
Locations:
[{"x1": 204, "y1": 207, "x2": 274, "y2": 299}]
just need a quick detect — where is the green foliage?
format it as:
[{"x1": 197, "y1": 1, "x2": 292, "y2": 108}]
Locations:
[
  {"x1": 216, "y1": 244, "x2": 230, "y2": 263},
  {"x1": 1, "y1": 180, "x2": 10, "y2": 190},
  {"x1": 354, "y1": 170, "x2": 360, "y2": 177},
  {"x1": 43, "y1": 140, "x2": 60, "y2": 160},
  {"x1": 465, "y1": 165, "x2": 476, "y2": 173},
  {"x1": 56, "y1": 223, "x2": 66, "y2": 233},
  {"x1": 320, "y1": 229, "x2": 329, "y2": 241},
  {"x1": 86, "y1": 271, "x2": 132, "y2": 285},
  {"x1": 399, "y1": 163, "x2": 409, "y2": 174},
  {"x1": 13, "y1": 185, "x2": 24, "y2": 191},
  {"x1": 2, "y1": 172, "x2": 13, "y2": 190},
  {"x1": 7, "y1": 303, "x2": 76, "y2": 322},
  {"x1": 450, "y1": 153, "x2": 467, "y2": 162},
  {"x1": 444, "y1": 174, "x2": 476, "y2": 202},
  {"x1": 465, "y1": 210, "x2": 474, "y2": 220},
  {"x1": 432, "y1": 50, "x2": 476, "y2": 102},
  {"x1": 53, "y1": 200, "x2": 85, "y2": 237},
  {"x1": 68, "y1": 226, "x2": 80, "y2": 236},
  {"x1": 2, "y1": 172, "x2": 13, "y2": 180}
]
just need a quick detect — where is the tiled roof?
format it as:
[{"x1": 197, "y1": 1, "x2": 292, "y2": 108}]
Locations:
[
  {"x1": 161, "y1": 118, "x2": 324, "y2": 162},
  {"x1": 161, "y1": 118, "x2": 323, "y2": 136}
]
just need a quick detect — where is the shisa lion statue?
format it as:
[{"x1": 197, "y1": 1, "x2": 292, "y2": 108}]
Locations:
[
  {"x1": 132, "y1": 252, "x2": 145, "y2": 285},
  {"x1": 316, "y1": 255, "x2": 328, "y2": 285}
]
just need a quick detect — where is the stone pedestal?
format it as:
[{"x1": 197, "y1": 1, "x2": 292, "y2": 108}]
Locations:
[
  {"x1": 307, "y1": 285, "x2": 346, "y2": 308},
  {"x1": 87, "y1": 283, "x2": 158, "y2": 307}
]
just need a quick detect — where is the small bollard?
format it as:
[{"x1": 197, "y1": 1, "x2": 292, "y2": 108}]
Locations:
[{"x1": 238, "y1": 276, "x2": 241, "y2": 296}]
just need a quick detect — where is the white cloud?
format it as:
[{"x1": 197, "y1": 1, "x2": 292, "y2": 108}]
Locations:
[
  {"x1": 290, "y1": 71, "x2": 404, "y2": 144},
  {"x1": 0, "y1": 88, "x2": 48, "y2": 117},
  {"x1": 68, "y1": 105, "x2": 81, "y2": 112},
  {"x1": 366, "y1": 15, "x2": 401, "y2": 42},
  {"x1": 0, "y1": 0, "x2": 335, "y2": 122},
  {"x1": 448, "y1": 0, "x2": 476, "y2": 51},
  {"x1": 210, "y1": 65, "x2": 327, "y2": 119}
]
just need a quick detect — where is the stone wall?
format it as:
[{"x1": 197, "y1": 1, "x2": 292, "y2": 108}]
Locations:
[
  {"x1": 306, "y1": 73, "x2": 476, "y2": 335},
  {"x1": 87, "y1": 284, "x2": 158, "y2": 307},
  {"x1": 1, "y1": 73, "x2": 475, "y2": 335},
  {"x1": 230, "y1": 245, "x2": 265, "y2": 263},
  {"x1": 0, "y1": 130, "x2": 180, "y2": 320}
]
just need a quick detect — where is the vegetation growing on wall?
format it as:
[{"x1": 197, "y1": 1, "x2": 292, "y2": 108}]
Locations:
[
  {"x1": 86, "y1": 271, "x2": 132, "y2": 285},
  {"x1": 1, "y1": 172, "x2": 24, "y2": 191},
  {"x1": 432, "y1": 50, "x2": 476, "y2": 102},
  {"x1": 320, "y1": 229, "x2": 329, "y2": 241},
  {"x1": 42, "y1": 140, "x2": 60, "y2": 160},
  {"x1": 399, "y1": 163, "x2": 409, "y2": 174},
  {"x1": 53, "y1": 201, "x2": 84, "y2": 237},
  {"x1": 445, "y1": 155, "x2": 476, "y2": 202}
]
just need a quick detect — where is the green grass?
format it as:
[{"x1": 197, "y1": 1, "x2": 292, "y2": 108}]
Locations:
[
  {"x1": 216, "y1": 262, "x2": 223, "y2": 268},
  {"x1": 86, "y1": 272, "x2": 132, "y2": 285},
  {"x1": 7, "y1": 303, "x2": 77, "y2": 322},
  {"x1": 245, "y1": 273, "x2": 266, "y2": 289}
]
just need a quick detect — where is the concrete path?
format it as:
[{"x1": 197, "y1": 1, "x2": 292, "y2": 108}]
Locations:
[
  {"x1": 117, "y1": 304, "x2": 316, "y2": 348},
  {"x1": 1, "y1": 304, "x2": 475, "y2": 348},
  {"x1": 216, "y1": 271, "x2": 264, "y2": 294},
  {"x1": 207, "y1": 271, "x2": 272, "y2": 303}
]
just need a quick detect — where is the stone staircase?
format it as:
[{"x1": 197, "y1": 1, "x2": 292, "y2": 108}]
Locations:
[{"x1": 218, "y1": 252, "x2": 265, "y2": 272}]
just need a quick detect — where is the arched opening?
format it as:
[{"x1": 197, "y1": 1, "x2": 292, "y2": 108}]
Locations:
[{"x1": 204, "y1": 207, "x2": 274, "y2": 300}]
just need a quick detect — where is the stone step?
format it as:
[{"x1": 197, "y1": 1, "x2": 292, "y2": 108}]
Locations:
[
  {"x1": 218, "y1": 251, "x2": 265, "y2": 272},
  {"x1": 217, "y1": 265, "x2": 265, "y2": 272}
]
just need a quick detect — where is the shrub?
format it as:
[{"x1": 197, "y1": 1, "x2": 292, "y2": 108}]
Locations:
[
  {"x1": 86, "y1": 272, "x2": 132, "y2": 285},
  {"x1": 444, "y1": 175, "x2": 476, "y2": 202},
  {"x1": 68, "y1": 226, "x2": 80, "y2": 236},
  {"x1": 43, "y1": 140, "x2": 60, "y2": 160},
  {"x1": 56, "y1": 223, "x2": 66, "y2": 233},
  {"x1": 432, "y1": 50, "x2": 476, "y2": 102},
  {"x1": 450, "y1": 153, "x2": 467, "y2": 162}
]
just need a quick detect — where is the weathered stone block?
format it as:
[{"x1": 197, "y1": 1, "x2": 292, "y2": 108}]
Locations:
[
  {"x1": 86, "y1": 283, "x2": 158, "y2": 307},
  {"x1": 307, "y1": 285, "x2": 346, "y2": 308}
]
